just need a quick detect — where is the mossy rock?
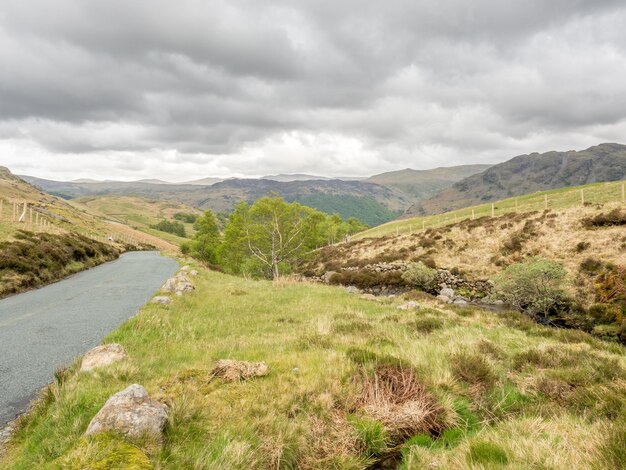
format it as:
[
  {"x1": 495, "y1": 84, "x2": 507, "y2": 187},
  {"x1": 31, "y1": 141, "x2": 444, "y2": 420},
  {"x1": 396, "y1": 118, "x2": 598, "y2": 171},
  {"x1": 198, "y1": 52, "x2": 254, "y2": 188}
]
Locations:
[{"x1": 54, "y1": 432, "x2": 152, "y2": 469}]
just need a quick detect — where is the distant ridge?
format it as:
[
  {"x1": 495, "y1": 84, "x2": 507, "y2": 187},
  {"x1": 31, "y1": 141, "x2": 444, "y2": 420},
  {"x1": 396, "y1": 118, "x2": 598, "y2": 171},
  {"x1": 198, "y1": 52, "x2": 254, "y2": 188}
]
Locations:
[{"x1": 409, "y1": 143, "x2": 626, "y2": 215}]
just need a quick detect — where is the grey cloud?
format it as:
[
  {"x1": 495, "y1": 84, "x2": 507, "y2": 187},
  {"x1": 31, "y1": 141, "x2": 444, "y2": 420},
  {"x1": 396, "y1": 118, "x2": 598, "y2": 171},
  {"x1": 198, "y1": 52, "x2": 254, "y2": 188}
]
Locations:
[{"x1": 1, "y1": 0, "x2": 626, "y2": 179}]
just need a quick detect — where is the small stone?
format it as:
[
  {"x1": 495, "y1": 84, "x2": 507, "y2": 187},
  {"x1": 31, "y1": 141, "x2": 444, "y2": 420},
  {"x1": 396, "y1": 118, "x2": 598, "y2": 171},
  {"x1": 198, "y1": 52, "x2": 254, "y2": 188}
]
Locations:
[
  {"x1": 189, "y1": 270, "x2": 198, "y2": 276},
  {"x1": 85, "y1": 384, "x2": 168, "y2": 439},
  {"x1": 453, "y1": 298, "x2": 469, "y2": 305},
  {"x1": 292, "y1": 367, "x2": 300, "y2": 374},
  {"x1": 180, "y1": 265, "x2": 190, "y2": 271},
  {"x1": 345, "y1": 286, "x2": 361, "y2": 294},
  {"x1": 151, "y1": 296, "x2": 172, "y2": 305},
  {"x1": 360, "y1": 293, "x2": 377, "y2": 301},
  {"x1": 81, "y1": 344, "x2": 127, "y2": 372},
  {"x1": 437, "y1": 295, "x2": 451, "y2": 303}
]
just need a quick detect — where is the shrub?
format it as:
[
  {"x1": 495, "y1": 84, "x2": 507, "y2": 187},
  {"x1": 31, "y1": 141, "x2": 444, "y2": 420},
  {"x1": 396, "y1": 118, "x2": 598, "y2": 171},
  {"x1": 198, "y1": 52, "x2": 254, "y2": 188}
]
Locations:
[
  {"x1": 410, "y1": 317, "x2": 444, "y2": 334},
  {"x1": 348, "y1": 416, "x2": 388, "y2": 457},
  {"x1": 494, "y1": 257, "x2": 567, "y2": 318},
  {"x1": 582, "y1": 209, "x2": 626, "y2": 228},
  {"x1": 580, "y1": 257, "x2": 604, "y2": 275},
  {"x1": 150, "y1": 219, "x2": 186, "y2": 237},
  {"x1": 575, "y1": 241, "x2": 591, "y2": 253},
  {"x1": 401, "y1": 262, "x2": 437, "y2": 292}
]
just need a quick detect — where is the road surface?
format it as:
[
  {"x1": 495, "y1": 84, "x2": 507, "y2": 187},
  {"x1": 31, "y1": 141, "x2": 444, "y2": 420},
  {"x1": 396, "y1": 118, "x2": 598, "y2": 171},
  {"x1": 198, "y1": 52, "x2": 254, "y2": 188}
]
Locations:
[{"x1": 0, "y1": 251, "x2": 178, "y2": 427}]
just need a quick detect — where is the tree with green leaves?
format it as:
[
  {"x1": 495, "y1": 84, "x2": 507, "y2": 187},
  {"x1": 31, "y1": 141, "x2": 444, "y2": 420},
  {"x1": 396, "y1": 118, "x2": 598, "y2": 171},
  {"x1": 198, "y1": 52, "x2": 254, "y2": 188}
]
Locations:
[
  {"x1": 186, "y1": 210, "x2": 221, "y2": 264},
  {"x1": 220, "y1": 196, "x2": 325, "y2": 278}
]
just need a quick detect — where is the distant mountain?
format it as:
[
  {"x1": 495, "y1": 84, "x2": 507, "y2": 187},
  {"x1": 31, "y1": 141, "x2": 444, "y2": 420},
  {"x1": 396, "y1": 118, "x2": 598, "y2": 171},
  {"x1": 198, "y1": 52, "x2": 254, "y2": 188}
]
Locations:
[
  {"x1": 184, "y1": 177, "x2": 224, "y2": 186},
  {"x1": 261, "y1": 174, "x2": 363, "y2": 182},
  {"x1": 410, "y1": 143, "x2": 626, "y2": 215},
  {"x1": 368, "y1": 164, "x2": 491, "y2": 201},
  {"x1": 22, "y1": 176, "x2": 412, "y2": 226}
]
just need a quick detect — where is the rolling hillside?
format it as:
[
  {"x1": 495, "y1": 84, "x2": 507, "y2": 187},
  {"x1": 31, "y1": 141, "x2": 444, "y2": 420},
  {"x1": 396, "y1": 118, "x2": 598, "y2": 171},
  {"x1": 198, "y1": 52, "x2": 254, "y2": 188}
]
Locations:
[
  {"x1": 410, "y1": 143, "x2": 626, "y2": 215},
  {"x1": 23, "y1": 177, "x2": 413, "y2": 226}
]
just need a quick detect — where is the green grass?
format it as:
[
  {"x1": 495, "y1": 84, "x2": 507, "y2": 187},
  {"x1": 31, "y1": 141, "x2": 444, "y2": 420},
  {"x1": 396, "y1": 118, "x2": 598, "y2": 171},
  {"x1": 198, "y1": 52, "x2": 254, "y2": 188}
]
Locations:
[
  {"x1": 2, "y1": 269, "x2": 625, "y2": 469},
  {"x1": 356, "y1": 179, "x2": 626, "y2": 239}
]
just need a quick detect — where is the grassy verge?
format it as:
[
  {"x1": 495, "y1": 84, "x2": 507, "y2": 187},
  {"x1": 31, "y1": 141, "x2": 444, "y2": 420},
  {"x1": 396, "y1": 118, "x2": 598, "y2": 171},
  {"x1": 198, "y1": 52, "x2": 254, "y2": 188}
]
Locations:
[{"x1": 2, "y1": 270, "x2": 625, "y2": 468}]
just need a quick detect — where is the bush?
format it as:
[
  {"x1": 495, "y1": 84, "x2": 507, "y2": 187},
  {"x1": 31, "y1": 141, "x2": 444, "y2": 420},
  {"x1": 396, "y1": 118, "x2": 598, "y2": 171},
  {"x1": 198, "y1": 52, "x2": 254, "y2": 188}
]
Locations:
[
  {"x1": 494, "y1": 257, "x2": 567, "y2": 318},
  {"x1": 582, "y1": 209, "x2": 626, "y2": 228},
  {"x1": 150, "y1": 219, "x2": 186, "y2": 237},
  {"x1": 401, "y1": 262, "x2": 437, "y2": 292}
]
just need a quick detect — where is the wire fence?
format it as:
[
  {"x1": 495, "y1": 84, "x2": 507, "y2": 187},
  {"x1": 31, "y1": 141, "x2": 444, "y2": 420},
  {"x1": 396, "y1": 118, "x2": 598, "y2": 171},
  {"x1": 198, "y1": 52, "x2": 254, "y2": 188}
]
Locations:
[
  {"x1": 0, "y1": 198, "x2": 143, "y2": 246},
  {"x1": 355, "y1": 180, "x2": 626, "y2": 239}
]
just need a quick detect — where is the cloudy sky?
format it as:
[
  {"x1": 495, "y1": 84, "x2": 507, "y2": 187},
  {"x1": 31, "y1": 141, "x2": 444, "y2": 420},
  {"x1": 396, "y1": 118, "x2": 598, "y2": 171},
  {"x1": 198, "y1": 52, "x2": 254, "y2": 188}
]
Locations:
[{"x1": 1, "y1": 0, "x2": 626, "y2": 181}]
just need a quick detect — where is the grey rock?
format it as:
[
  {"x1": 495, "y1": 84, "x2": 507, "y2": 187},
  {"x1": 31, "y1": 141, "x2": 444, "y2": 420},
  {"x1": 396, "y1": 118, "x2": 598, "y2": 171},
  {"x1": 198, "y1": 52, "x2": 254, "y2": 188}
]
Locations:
[
  {"x1": 437, "y1": 295, "x2": 452, "y2": 303},
  {"x1": 322, "y1": 271, "x2": 336, "y2": 283},
  {"x1": 345, "y1": 286, "x2": 361, "y2": 294},
  {"x1": 453, "y1": 298, "x2": 469, "y2": 305},
  {"x1": 440, "y1": 287, "x2": 455, "y2": 298},
  {"x1": 80, "y1": 344, "x2": 127, "y2": 372},
  {"x1": 85, "y1": 384, "x2": 168, "y2": 439},
  {"x1": 151, "y1": 296, "x2": 172, "y2": 305}
]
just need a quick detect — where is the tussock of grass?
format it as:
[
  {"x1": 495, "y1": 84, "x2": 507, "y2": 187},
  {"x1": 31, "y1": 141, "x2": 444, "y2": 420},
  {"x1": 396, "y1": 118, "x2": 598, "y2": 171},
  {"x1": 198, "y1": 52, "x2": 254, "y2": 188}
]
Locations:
[{"x1": 1, "y1": 269, "x2": 625, "y2": 469}]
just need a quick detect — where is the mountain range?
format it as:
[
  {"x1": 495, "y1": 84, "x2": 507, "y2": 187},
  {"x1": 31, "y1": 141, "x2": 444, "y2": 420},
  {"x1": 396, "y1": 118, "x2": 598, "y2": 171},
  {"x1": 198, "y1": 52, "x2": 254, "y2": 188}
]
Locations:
[
  {"x1": 409, "y1": 143, "x2": 626, "y2": 215},
  {"x1": 19, "y1": 143, "x2": 626, "y2": 225}
]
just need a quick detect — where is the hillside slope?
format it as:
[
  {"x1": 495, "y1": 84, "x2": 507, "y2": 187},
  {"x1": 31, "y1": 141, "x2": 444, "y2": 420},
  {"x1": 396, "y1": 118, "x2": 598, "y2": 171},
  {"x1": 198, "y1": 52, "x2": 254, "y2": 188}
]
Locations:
[
  {"x1": 368, "y1": 164, "x2": 491, "y2": 201},
  {"x1": 410, "y1": 143, "x2": 626, "y2": 215},
  {"x1": 0, "y1": 167, "x2": 180, "y2": 296}
]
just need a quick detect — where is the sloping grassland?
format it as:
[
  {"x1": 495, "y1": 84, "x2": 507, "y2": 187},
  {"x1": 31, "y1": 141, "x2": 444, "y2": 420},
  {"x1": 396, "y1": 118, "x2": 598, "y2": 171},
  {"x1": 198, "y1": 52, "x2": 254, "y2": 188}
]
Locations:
[{"x1": 2, "y1": 269, "x2": 624, "y2": 468}]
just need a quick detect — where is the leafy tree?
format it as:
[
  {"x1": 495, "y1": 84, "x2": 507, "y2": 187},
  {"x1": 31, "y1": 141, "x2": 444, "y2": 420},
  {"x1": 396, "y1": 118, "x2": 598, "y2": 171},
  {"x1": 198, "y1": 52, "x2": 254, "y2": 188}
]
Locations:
[
  {"x1": 494, "y1": 257, "x2": 567, "y2": 318},
  {"x1": 217, "y1": 201, "x2": 250, "y2": 274},
  {"x1": 187, "y1": 210, "x2": 221, "y2": 264},
  {"x1": 221, "y1": 196, "x2": 324, "y2": 278}
]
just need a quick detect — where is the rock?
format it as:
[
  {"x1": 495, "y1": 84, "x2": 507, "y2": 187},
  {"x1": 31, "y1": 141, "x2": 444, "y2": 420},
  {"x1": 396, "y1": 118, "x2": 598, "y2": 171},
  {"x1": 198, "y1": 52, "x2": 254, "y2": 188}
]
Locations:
[
  {"x1": 189, "y1": 270, "x2": 198, "y2": 276},
  {"x1": 345, "y1": 286, "x2": 361, "y2": 294},
  {"x1": 151, "y1": 296, "x2": 172, "y2": 305},
  {"x1": 162, "y1": 274, "x2": 194, "y2": 294},
  {"x1": 180, "y1": 265, "x2": 190, "y2": 271},
  {"x1": 81, "y1": 344, "x2": 127, "y2": 372},
  {"x1": 85, "y1": 384, "x2": 168, "y2": 439},
  {"x1": 322, "y1": 271, "x2": 336, "y2": 283},
  {"x1": 440, "y1": 287, "x2": 455, "y2": 298},
  {"x1": 360, "y1": 293, "x2": 377, "y2": 301},
  {"x1": 174, "y1": 280, "x2": 195, "y2": 293},
  {"x1": 397, "y1": 301, "x2": 420, "y2": 310},
  {"x1": 453, "y1": 298, "x2": 469, "y2": 305},
  {"x1": 211, "y1": 360, "x2": 270, "y2": 382},
  {"x1": 437, "y1": 295, "x2": 451, "y2": 303}
]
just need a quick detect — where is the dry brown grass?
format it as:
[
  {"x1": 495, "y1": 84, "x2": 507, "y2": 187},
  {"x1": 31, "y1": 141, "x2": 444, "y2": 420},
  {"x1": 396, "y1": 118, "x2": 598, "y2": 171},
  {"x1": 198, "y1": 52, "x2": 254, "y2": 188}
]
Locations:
[{"x1": 352, "y1": 364, "x2": 454, "y2": 442}]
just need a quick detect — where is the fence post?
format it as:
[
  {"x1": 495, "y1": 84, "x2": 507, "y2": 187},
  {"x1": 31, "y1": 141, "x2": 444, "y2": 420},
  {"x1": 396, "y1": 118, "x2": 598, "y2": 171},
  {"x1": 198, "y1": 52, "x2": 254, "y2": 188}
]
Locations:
[
  {"x1": 472, "y1": 209, "x2": 475, "y2": 220},
  {"x1": 515, "y1": 198, "x2": 518, "y2": 211},
  {"x1": 580, "y1": 189, "x2": 585, "y2": 206},
  {"x1": 622, "y1": 183, "x2": 625, "y2": 203},
  {"x1": 544, "y1": 194, "x2": 548, "y2": 210},
  {"x1": 491, "y1": 203, "x2": 495, "y2": 217},
  {"x1": 422, "y1": 220, "x2": 425, "y2": 230}
]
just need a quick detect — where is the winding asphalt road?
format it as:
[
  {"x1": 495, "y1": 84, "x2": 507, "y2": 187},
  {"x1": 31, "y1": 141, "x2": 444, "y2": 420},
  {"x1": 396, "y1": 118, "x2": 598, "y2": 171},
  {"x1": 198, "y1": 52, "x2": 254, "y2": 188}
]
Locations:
[{"x1": 0, "y1": 251, "x2": 178, "y2": 427}]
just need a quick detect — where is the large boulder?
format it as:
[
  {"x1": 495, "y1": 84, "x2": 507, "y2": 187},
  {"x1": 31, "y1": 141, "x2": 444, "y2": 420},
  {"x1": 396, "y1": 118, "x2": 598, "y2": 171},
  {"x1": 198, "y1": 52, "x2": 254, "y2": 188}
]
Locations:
[
  {"x1": 81, "y1": 344, "x2": 127, "y2": 372},
  {"x1": 85, "y1": 384, "x2": 168, "y2": 439}
]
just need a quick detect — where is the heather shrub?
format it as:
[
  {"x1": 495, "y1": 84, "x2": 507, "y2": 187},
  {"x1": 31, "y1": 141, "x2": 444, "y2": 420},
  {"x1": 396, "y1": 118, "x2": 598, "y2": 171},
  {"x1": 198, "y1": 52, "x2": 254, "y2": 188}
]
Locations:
[
  {"x1": 401, "y1": 262, "x2": 437, "y2": 292},
  {"x1": 494, "y1": 257, "x2": 567, "y2": 318}
]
